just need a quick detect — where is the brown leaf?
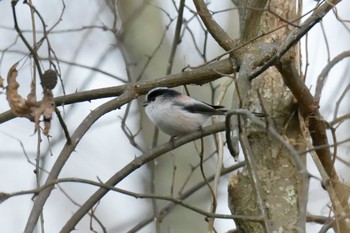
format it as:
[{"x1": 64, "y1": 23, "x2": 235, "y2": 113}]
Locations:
[
  {"x1": 34, "y1": 89, "x2": 55, "y2": 136},
  {"x1": 6, "y1": 62, "x2": 33, "y2": 119},
  {"x1": 27, "y1": 80, "x2": 37, "y2": 107},
  {"x1": 6, "y1": 62, "x2": 55, "y2": 135}
]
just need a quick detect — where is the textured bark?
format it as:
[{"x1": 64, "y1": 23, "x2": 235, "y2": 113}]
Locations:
[{"x1": 228, "y1": 1, "x2": 306, "y2": 232}]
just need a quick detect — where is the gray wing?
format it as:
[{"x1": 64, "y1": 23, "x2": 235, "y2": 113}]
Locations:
[{"x1": 174, "y1": 101, "x2": 226, "y2": 116}]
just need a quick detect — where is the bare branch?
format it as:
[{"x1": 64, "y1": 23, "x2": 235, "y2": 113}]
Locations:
[
  {"x1": 0, "y1": 58, "x2": 236, "y2": 124},
  {"x1": 315, "y1": 51, "x2": 350, "y2": 102},
  {"x1": 193, "y1": 0, "x2": 236, "y2": 52}
]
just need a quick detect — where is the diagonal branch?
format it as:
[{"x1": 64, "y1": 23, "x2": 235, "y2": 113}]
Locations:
[
  {"x1": 0, "y1": 58, "x2": 236, "y2": 124},
  {"x1": 193, "y1": 0, "x2": 236, "y2": 51},
  {"x1": 315, "y1": 50, "x2": 350, "y2": 102},
  {"x1": 277, "y1": 60, "x2": 350, "y2": 232},
  {"x1": 276, "y1": 61, "x2": 334, "y2": 179},
  {"x1": 59, "y1": 123, "x2": 227, "y2": 233},
  {"x1": 24, "y1": 89, "x2": 136, "y2": 233},
  {"x1": 248, "y1": 0, "x2": 342, "y2": 81}
]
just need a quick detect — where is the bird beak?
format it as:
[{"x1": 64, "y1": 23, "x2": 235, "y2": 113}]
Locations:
[{"x1": 143, "y1": 101, "x2": 149, "y2": 107}]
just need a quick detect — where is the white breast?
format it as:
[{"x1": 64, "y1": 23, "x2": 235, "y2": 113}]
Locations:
[{"x1": 145, "y1": 101, "x2": 209, "y2": 136}]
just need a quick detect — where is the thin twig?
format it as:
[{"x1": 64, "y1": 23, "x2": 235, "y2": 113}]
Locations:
[
  {"x1": 248, "y1": 0, "x2": 342, "y2": 81},
  {"x1": 11, "y1": 1, "x2": 43, "y2": 81},
  {"x1": 315, "y1": 51, "x2": 350, "y2": 102},
  {"x1": 334, "y1": 82, "x2": 350, "y2": 121},
  {"x1": 54, "y1": 107, "x2": 72, "y2": 144},
  {"x1": 128, "y1": 162, "x2": 245, "y2": 232},
  {"x1": 166, "y1": 0, "x2": 185, "y2": 75},
  {"x1": 198, "y1": 137, "x2": 218, "y2": 233},
  {"x1": 299, "y1": 114, "x2": 350, "y2": 232}
]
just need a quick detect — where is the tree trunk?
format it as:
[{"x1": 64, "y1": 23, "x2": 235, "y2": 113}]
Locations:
[{"x1": 228, "y1": 1, "x2": 306, "y2": 232}]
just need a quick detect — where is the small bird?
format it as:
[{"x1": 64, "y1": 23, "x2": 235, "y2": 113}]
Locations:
[{"x1": 143, "y1": 87, "x2": 226, "y2": 137}]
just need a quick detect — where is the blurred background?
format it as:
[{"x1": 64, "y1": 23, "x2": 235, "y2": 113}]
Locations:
[{"x1": 0, "y1": 0, "x2": 349, "y2": 232}]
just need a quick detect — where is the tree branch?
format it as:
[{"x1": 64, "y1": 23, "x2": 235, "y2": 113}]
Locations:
[
  {"x1": 59, "y1": 123, "x2": 227, "y2": 233},
  {"x1": 193, "y1": 0, "x2": 236, "y2": 52},
  {"x1": 0, "y1": 58, "x2": 236, "y2": 124},
  {"x1": 24, "y1": 89, "x2": 136, "y2": 233},
  {"x1": 248, "y1": 0, "x2": 342, "y2": 81},
  {"x1": 315, "y1": 50, "x2": 350, "y2": 101}
]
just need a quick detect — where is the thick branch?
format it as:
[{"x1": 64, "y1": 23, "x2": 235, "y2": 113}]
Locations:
[
  {"x1": 24, "y1": 89, "x2": 135, "y2": 233},
  {"x1": 193, "y1": 0, "x2": 236, "y2": 51},
  {"x1": 23, "y1": 87, "x2": 228, "y2": 233},
  {"x1": 59, "y1": 123, "x2": 227, "y2": 233},
  {"x1": 0, "y1": 58, "x2": 236, "y2": 124},
  {"x1": 277, "y1": 60, "x2": 350, "y2": 232},
  {"x1": 235, "y1": 0, "x2": 269, "y2": 41},
  {"x1": 276, "y1": 61, "x2": 334, "y2": 178},
  {"x1": 248, "y1": 0, "x2": 342, "y2": 81}
]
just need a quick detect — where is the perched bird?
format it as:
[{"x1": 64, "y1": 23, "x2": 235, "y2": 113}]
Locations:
[{"x1": 143, "y1": 87, "x2": 226, "y2": 137}]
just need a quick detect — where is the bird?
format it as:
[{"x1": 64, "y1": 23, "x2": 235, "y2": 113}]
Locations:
[{"x1": 143, "y1": 87, "x2": 226, "y2": 137}]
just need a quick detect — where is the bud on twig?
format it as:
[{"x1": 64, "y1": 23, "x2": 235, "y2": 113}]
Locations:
[{"x1": 41, "y1": 69, "x2": 57, "y2": 90}]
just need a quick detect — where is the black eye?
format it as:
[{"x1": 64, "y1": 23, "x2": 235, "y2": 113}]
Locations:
[
  {"x1": 148, "y1": 95, "x2": 156, "y2": 102},
  {"x1": 146, "y1": 91, "x2": 160, "y2": 102},
  {"x1": 146, "y1": 88, "x2": 181, "y2": 103}
]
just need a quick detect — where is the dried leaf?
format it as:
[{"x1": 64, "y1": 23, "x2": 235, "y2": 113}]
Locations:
[
  {"x1": 6, "y1": 62, "x2": 33, "y2": 119},
  {"x1": 6, "y1": 62, "x2": 56, "y2": 135},
  {"x1": 34, "y1": 89, "x2": 55, "y2": 136},
  {"x1": 27, "y1": 80, "x2": 37, "y2": 107}
]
